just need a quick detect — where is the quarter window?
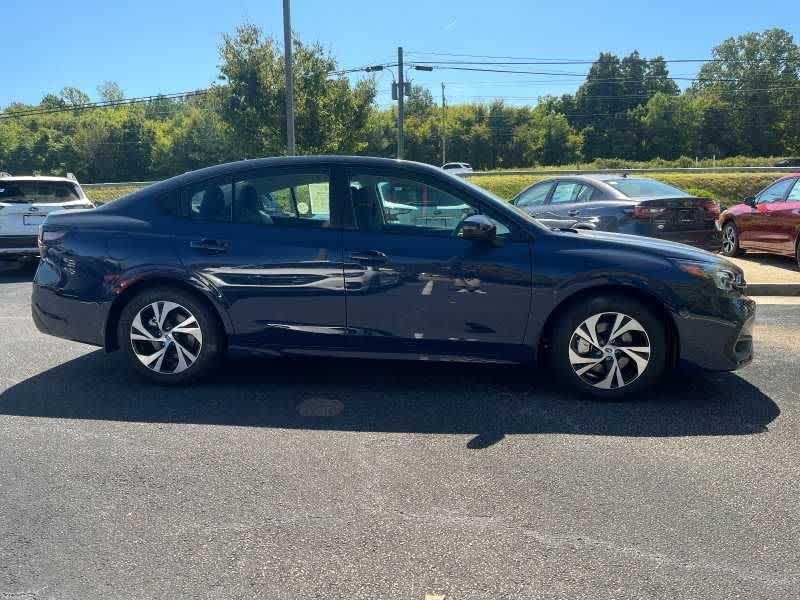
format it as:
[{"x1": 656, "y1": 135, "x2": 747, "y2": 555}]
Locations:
[{"x1": 188, "y1": 178, "x2": 233, "y2": 222}]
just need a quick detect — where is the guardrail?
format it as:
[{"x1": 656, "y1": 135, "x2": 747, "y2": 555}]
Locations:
[
  {"x1": 81, "y1": 181, "x2": 158, "y2": 189},
  {"x1": 465, "y1": 166, "x2": 800, "y2": 177}
]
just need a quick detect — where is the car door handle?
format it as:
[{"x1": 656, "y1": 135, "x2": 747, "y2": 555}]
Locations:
[
  {"x1": 568, "y1": 209, "x2": 581, "y2": 216},
  {"x1": 350, "y1": 250, "x2": 387, "y2": 266},
  {"x1": 190, "y1": 239, "x2": 230, "y2": 254}
]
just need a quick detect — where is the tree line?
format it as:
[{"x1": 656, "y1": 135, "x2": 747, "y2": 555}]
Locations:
[{"x1": 1, "y1": 25, "x2": 798, "y2": 182}]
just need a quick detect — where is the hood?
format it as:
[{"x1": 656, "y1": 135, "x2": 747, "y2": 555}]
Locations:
[{"x1": 572, "y1": 229, "x2": 724, "y2": 263}]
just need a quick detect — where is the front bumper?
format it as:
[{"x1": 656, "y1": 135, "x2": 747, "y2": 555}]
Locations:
[{"x1": 675, "y1": 295, "x2": 755, "y2": 371}]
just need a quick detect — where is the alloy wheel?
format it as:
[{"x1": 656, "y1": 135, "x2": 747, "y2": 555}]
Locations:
[
  {"x1": 722, "y1": 223, "x2": 737, "y2": 255},
  {"x1": 568, "y1": 312, "x2": 651, "y2": 390},
  {"x1": 129, "y1": 301, "x2": 203, "y2": 374}
]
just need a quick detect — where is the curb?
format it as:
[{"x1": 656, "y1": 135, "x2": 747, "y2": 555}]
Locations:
[{"x1": 746, "y1": 283, "x2": 800, "y2": 296}]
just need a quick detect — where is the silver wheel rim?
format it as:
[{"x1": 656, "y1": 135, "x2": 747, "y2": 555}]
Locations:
[
  {"x1": 130, "y1": 301, "x2": 203, "y2": 374},
  {"x1": 569, "y1": 312, "x2": 651, "y2": 390},
  {"x1": 722, "y1": 224, "x2": 736, "y2": 254}
]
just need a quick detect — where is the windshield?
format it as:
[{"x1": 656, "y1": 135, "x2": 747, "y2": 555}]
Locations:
[
  {"x1": 605, "y1": 178, "x2": 687, "y2": 198},
  {"x1": 0, "y1": 180, "x2": 81, "y2": 204}
]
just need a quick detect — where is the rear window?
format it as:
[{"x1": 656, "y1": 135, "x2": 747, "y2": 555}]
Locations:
[
  {"x1": 0, "y1": 180, "x2": 81, "y2": 204},
  {"x1": 605, "y1": 179, "x2": 686, "y2": 198}
]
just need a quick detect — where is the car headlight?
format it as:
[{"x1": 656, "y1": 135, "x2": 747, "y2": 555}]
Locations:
[{"x1": 676, "y1": 260, "x2": 744, "y2": 292}]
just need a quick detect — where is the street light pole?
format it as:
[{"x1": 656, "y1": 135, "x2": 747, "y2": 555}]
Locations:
[
  {"x1": 283, "y1": 0, "x2": 296, "y2": 155},
  {"x1": 397, "y1": 46, "x2": 404, "y2": 160},
  {"x1": 441, "y1": 82, "x2": 446, "y2": 165}
]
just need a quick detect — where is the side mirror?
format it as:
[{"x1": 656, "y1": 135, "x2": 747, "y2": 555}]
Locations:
[
  {"x1": 460, "y1": 214, "x2": 496, "y2": 242},
  {"x1": 744, "y1": 196, "x2": 756, "y2": 208}
]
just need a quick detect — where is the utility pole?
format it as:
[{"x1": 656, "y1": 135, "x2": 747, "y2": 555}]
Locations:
[
  {"x1": 283, "y1": 0, "x2": 296, "y2": 155},
  {"x1": 397, "y1": 46, "x2": 404, "y2": 159},
  {"x1": 441, "y1": 82, "x2": 447, "y2": 165}
]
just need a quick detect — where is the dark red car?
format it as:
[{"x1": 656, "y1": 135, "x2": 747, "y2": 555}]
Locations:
[{"x1": 719, "y1": 174, "x2": 800, "y2": 268}]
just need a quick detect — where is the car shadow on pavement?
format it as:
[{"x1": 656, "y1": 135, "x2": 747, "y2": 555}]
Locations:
[
  {"x1": 0, "y1": 350, "x2": 780, "y2": 448},
  {"x1": 0, "y1": 261, "x2": 37, "y2": 283}
]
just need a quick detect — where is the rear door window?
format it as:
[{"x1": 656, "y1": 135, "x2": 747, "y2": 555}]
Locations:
[
  {"x1": 550, "y1": 182, "x2": 584, "y2": 204},
  {"x1": 515, "y1": 182, "x2": 552, "y2": 207},
  {"x1": 232, "y1": 171, "x2": 330, "y2": 228}
]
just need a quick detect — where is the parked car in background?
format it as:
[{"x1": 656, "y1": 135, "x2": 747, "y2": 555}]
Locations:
[
  {"x1": 511, "y1": 174, "x2": 721, "y2": 250},
  {"x1": 718, "y1": 174, "x2": 800, "y2": 268},
  {"x1": 774, "y1": 158, "x2": 800, "y2": 168},
  {"x1": 0, "y1": 172, "x2": 93, "y2": 269},
  {"x1": 442, "y1": 162, "x2": 473, "y2": 175},
  {"x1": 32, "y1": 156, "x2": 754, "y2": 399}
]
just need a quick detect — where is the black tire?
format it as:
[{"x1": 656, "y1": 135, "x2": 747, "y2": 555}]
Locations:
[
  {"x1": 720, "y1": 221, "x2": 745, "y2": 257},
  {"x1": 796, "y1": 238, "x2": 800, "y2": 271},
  {"x1": 550, "y1": 295, "x2": 668, "y2": 400},
  {"x1": 117, "y1": 286, "x2": 223, "y2": 385}
]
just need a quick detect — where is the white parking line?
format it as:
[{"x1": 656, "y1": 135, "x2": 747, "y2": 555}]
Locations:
[{"x1": 752, "y1": 296, "x2": 800, "y2": 305}]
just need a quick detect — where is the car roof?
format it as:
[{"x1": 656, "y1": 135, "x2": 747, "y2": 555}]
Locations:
[{"x1": 160, "y1": 155, "x2": 450, "y2": 188}]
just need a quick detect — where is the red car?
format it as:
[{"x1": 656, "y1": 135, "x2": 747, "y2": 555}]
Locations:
[{"x1": 719, "y1": 174, "x2": 800, "y2": 268}]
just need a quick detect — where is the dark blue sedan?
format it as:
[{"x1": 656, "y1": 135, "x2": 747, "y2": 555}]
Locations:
[
  {"x1": 32, "y1": 157, "x2": 754, "y2": 399},
  {"x1": 511, "y1": 174, "x2": 721, "y2": 250}
]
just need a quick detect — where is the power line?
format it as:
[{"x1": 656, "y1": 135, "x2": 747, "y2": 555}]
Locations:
[{"x1": 0, "y1": 89, "x2": 210, "y2": 121}]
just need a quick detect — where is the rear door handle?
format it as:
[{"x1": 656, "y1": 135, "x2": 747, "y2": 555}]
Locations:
[
  {"x1": 350, "y1": 250, "x2": 387, "y2": 266},
  {"x1": 568, "y1": 209, "x2": 581, "y2": 216},
  {"x1": 190, "y1": 239, "x2": 230, "y2": 254}
]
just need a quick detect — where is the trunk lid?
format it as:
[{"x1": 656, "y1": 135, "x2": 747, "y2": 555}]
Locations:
[{"x1": 633, "y1": 196, "x2": 719, "y2": 231}]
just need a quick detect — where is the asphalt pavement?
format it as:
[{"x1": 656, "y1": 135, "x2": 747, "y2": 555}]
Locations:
[{"x1": 1, "y1": 267, "x2": 798, "y2": 599}]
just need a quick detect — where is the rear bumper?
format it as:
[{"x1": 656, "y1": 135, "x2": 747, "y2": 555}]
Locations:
[
  {"x1": 676, "y1": 295, "x2": 756, "y2": 371},
  {"x1": 0, "y1": 235, "x2": 39, "y2": 259},
  {"x1": 31, "y1": 284, "x2": 109, "y2": 347},
  {"x1": 654, "y1": 228, "x2": 721, "y2": 251}
]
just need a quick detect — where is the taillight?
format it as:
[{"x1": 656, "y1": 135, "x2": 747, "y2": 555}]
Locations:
[
  {"x1": 38, "y1": 229, "x2": 65, "y2": 257},
  {"x1": 633, "y1": 205, "x2": 666, "y2": 219},
  {"x1": 701, "y1": 199, "x2": 720, "y2": 219}
]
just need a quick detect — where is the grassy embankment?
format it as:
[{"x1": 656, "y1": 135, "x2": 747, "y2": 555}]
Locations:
[{"x1": 467, "y1": 172, "x2": 781, "y2": 207}]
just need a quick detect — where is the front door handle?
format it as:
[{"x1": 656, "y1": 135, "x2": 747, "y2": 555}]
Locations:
[
  {"x1": 190, "y1": 239, "x2": 230, "y2": 254},
  {"x1": 568, "y1": 209, "x2": 581, "y2": 216},
  {"x1": 350, "y1": 250, "x2": 387, "y2": 266}
]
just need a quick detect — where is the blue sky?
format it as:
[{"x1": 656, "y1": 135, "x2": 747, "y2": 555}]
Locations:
[{"x1": 2, "y1": 0, "x2": 798, "y2": 108}]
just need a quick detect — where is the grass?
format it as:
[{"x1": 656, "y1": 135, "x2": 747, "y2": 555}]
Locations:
[{"x1": 468, "y1": 172, "x2": 781, "y2": 207}]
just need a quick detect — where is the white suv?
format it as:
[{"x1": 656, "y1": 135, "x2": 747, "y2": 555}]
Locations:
[{"x1": 0, "y1": 172, "x2": 93, "y2": 264}]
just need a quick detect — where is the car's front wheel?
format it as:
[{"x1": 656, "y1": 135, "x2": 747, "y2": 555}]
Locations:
[
  {"x1": 720, "y1": 221, "x2": 744, "y2": 257},
  {"x1": 550, "y1": 295, "x2": 668, "y2": 400},
  {"x1": 118, "y1": 287, "x2": 223, "y2": 385}
]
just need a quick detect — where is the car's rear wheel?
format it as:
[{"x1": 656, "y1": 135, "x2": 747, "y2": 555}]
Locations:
[
  {"x1": 720, "y1": 221, "x2": 744, "y2": 256},
  {"x1": 118, "y1": 287, "x2": 222, "y2": 385},
  {"x1": 796, "y1": 237, "x2": 800, "y2": 270},
  {"x1": 550, "y1": 295, "x2": 668, "y2": 400}
]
